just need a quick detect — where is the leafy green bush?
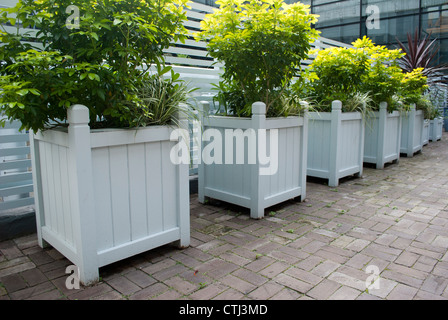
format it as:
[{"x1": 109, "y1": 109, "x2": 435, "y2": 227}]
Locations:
[
  {"x1": 305, "y1": 46, "x2": 370, "y2": 111},
  {"x1": 196, "y1": 0, "x2": 319, "y2": 117},
  {"x1": 0, "y1": 0, "x2": 191, "y2": 131},
  {"x1": 305, "y1": 36, "x2": 428, "y2": 114}
]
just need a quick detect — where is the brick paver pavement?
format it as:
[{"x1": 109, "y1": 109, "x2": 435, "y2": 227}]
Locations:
[{"x1": 1, "y1": 133, "x2": 448, "y2": 300}]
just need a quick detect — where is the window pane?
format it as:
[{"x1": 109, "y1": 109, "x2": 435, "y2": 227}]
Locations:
[
  {"x1": 318, "y1": 23, "x2": 361, "y2": 44},
  {"x1": 362, "y1": 0, "x2": 420, "y2": 18},
  {"x1": 422, "y1": 10, "x2": 448, "y2": 38},
  {"x1": 314, "y1": 0, "x2": 361, "y2": 28},
  {"x1": 440, "y1": 39, "x2": 448, "y2": 66},
  {"x1": 365, "y1": 15, "x2": 420, "y2": 45},
  {"x1": 422, "y1": 0, "x2": 448, "y2": 10}
]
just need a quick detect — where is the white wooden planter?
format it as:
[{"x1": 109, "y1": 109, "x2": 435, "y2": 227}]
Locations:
[
  {"x1": 423, "y1": 119, "x2": 430, "y2": 146},
  {"x1": 29, "y1": 105, "x2": 190, "y2": 285},
  {"x1": 307, "y1": 101, "x2": 364, "y2": 187},
  {"x1": 429, "y1": 117, "x2": 443, "y2": 141},
  {"x1": 364, "y1": 102, "x2": 402, "y2": 169},
  {"x1": 198, "y1": 102, "x2": 308, "y2": 219},
  {"x1": 401, "y1": 104, "x2": 424, "y2": 157}
]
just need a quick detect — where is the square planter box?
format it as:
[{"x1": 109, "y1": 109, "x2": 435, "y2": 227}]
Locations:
[
  {"x1": 30, "y1": 105, "x2": 190, "y2": 285},
  {"x1": 429, "y1": 117, "x2": 443, "y2": 141},
  {"x1": 364, "y1": 102, "x2": 402, "y2": 169},
  {"x1": 401, "y1": 104, "x2": 424, "y2": 157},
  {"x1": 423, "y1": 119, "x2": 430, "y2": 146},
  {"x1": 198, "y1": 102, "x2": 308, "y2": 219},
  {"x1": 307, "y1": 101, "x2": 364, "y2": 187}
]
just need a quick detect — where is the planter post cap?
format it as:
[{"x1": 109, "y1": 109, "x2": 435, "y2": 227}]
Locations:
[
  {"x1": 68, "y1": 104, "x2": 90, "y2": 124},
  {"x1": 252, "y1": 102, "x2": 266, "y2": 115},
  {"x1": 199, "y1": 101, "x2": 210, "y2": 114},
  {"x1": 410, "y1": 103, "x2": 416, "y2": 110},
  {"x1": 332, "y1": 100, "x2": 342, "y2": 110},
  {"x1": 379, "y1": 102, "x2": 388, "y2": 110}
]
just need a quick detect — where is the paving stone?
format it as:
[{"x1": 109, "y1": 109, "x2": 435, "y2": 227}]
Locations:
[
  {"x1": 306, "y1": 279, "x2": 340, "y2": 300},
  {"x1": 20, "y1": 268, "x2": 48, "y2": 286},
  {"x1": 220, "y1": 274, "x2": 257, "y2": 294},
  {"x1": 328, "y1": 286, "x2": 362, "y2": 300},
  {"x1": 26, "y1": 289, "x2": 66, "y2": 300},
  {"x1": 9, "y1": 281, "x2": 56, "y2": 300},
  {"x1": 395, "y1": 251, "x2": 420, "y2": 267},
  {"x1": 0, "y1": 274, "x2": 28, "y2": 293},
  {"x1": 188, "y1": 283, "x2": 228, "y2": 300},
  {"x1": 420, "y1": 275, "x2": 448, "y2": 296},
  {"x1": 106, "y1": 276, "x2": 141, "y2": 296},
  {"x1": 274, "y1": 273, "x2": 313, "y2": 294},
  {"x1": 125, "y1": 269, "x2": 157, "y2": 288},
  {"x1": 311, "y1": 260, "x2": 340, "y2": 278},
  {"x1": 258, "y1": 261, "x2": 289, "y2": 279},
  {"x1": 270, "y1": 288, "x2": 302, "y2": 300},
  {"x1": 129, "y1": 283, "x2": 169, "y2": 300},
  {"x1": 247, "y1": 281, "x2": 283, "y2": 300},
  {"x1": 386, "y1": 283, "x2": 418, "y2": 300},
  {"x1": 232, "y1": 268, "x2": 268, "y2": 287},
  {"x1": 367, "y1": 277, "x2": 398, "y2": 299},
  {"x1": 285, "y1": 267, "x2": 323, "y2": 286}
]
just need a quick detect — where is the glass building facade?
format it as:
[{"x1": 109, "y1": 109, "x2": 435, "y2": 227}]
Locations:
[
  {"x1": 303, "y1": 0, "x2": 448, "y2": 66},
  {"x1": 195, "y1": 0, "x2": 448, "y2": 66}
]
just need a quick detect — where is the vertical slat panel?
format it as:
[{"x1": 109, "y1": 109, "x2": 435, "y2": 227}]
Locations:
[
  {"x1": 44, "y1": 142, "x2": 58, "y2": 234},
  {"x1": 38, "y1": 142, "x2": 51, "y2": 230},
  {"x1": 52, "y1": 144, "x2": 65, "y2": 239},
  {"x1": 293, "y1": 126, "x2": 300, "y2": 187},
  {"x1": 128, "y1": 143, "x2": 148, "y2": 240},
  {"x1": 243, "y1": 151, "x2": 251, "y2": 199},
  {"x1": 161, "y1": 141, "x2": 178, "y2": 230},
  {"x1": 59, "y1": 146, "x2": 74, "y2": 247},
  {"x1": 285, "y1": 127, "x2": 294, "y2": 191},
  {"x1": 214, "y1": 128, "x2": 225, "y2": 192},
  {"x1": 277, "y1": 128, "x2": 287, "y2": 193},
  {"x1": 109, "y1": 145, "x2": 131, "y2": 246},
  {"x1": 92, "y1": 147, "x2": 114, "y2": 251},
  {"x1": 145, "y1": 142, "x2": 164, "y2": 235}
]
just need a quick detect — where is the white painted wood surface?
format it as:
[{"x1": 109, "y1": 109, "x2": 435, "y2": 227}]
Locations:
[
  {"x1": 429, "y1": 117, "x2": 443, "y2": 141},
  {"x1": 30, "y1": 105, "x2": 190, "y2": 285},
  {"x1": 364, "y1": 102, "x2": 402, "y2": 169},
  {"x1": 198, "y1": 102, "x2": 308, "y2": 219},
  {"x1": 307, "y1": 101, "x2": 364, "y2": 187},
  {"x1": 401, "y1": 104, "x2": 424, "y2": 157},
  {"x1": 423, "y1": 119, "x2": 430, "y2": 146},
  {"x1": 0, "y1": 120, "x2": 34, "y2": 211}
]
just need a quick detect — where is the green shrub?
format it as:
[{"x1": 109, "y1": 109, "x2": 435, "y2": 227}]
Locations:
[
  {"x1": 196, "y1": 0, "x2": 319, "y2": 117},
  {"x1": 0, "y1": 0, "x2": 191, "y2": 131},
  {"x1": 306, "y1": 36, "x2": 428, "y2": 114},
  {"x1": 305, "y1": 46, "x2": 370, "y2": 111}
]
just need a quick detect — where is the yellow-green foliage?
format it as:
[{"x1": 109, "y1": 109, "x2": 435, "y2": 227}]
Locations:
[
  {"x1": 306, "y1": 36, "x2": 428, "y2": 112},
  {"x1": 306, "y1": 46, "x2": 370, "y2": 107},
  {"x1": 195, "y1": 0, "x2": 319, "y2": 116}
]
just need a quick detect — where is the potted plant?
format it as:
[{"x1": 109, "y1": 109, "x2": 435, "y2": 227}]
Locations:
[
  {"x1": 396, "y1": 31, "x2": 448, "y2": 148},
  {"x1": 352, "y1": 37, "x2": 406, "y2": 169},
  {"x1": 194, "y1": 0, "x2": 319, "y2": 219},
  {"x1": 429, "y1": 110, "x2": 444, "y2": 142},
  {"x1": 0, "y1": 0, "x2": 194, "y2": 285},
  {"x1": 423, "y1": 118, "x2": 430, "y2": 146},
  {"x1": 420, "y1": 92, "x2": 445, "y2": 143},
  {"x1": 303, "y1": 45, "x2": 372, "y2": 187},
  {"x1": 398, "y1": 69, "x2": 428, "y2": 157}
]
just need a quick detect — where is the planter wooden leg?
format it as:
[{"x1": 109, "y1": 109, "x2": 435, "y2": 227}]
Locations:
[
  {"x1": 376, "y1": 161, "x2": 385, "y2": 170},
  {"x1": 328, "y1": 176, "x2": 339, "y2": 188},
  {"x1": 250, "y1": 207, "x2": 264, "y2": 220},
  {"x1": 77, "y1": 264, "x2": 100, "y2": 287}
]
